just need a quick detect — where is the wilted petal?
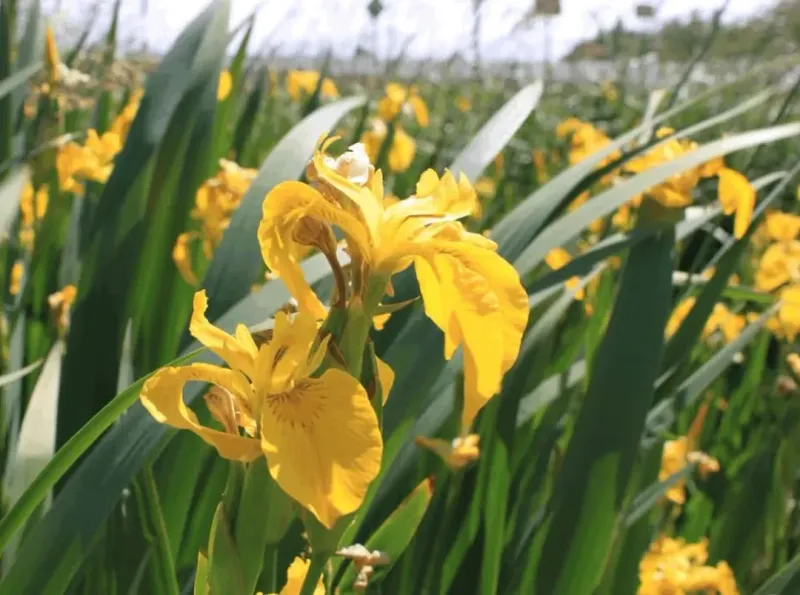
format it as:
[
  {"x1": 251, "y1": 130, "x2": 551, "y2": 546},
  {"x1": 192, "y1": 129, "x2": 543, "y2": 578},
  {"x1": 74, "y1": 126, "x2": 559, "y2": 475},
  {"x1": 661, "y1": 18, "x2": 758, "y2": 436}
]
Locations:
[
  {"x1": 259, "y1": 369, "x2": 382, "y2": 529},
  {"x1": 140, "y1": 364, "x2": 261, "y2": 462}
]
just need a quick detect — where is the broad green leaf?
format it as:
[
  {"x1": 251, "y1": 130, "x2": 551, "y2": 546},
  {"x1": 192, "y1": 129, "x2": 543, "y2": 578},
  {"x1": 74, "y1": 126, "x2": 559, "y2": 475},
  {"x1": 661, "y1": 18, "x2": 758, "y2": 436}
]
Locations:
[
  {"x1": 207, "y1": 504, "x2": 245, "y2": 595},
  {"x1": 449, "y1": 81, "x2": 543, "y2": 180},
  {"x1": 533, "y1": 225, "x2": 674, "y2": 595},
  {"x1": 338, "y1": 479, "x2": 433, "y2": 590},
  {"x1": 3, "y1": 341, "x2": 62, "y2": 511},
  {"x1": 752, "y1": 551, "x2": 800, "y2": 595},
  {"x1": 645, "y1": 303, "x2": 780, "y2": 438},
  {"x1": 198, "y1": 95, "x2": 366, "y2": 324},
  {"x1": 491, "y1": 90, "x2": 774, "y2": 263},
  {"x1": 0, "y1": 347, "x2": 203, "y2": 594}
]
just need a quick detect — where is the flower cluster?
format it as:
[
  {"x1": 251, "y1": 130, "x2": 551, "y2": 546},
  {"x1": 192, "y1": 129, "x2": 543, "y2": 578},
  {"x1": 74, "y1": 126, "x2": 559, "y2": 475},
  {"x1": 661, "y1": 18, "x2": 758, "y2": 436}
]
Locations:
[
  {"x1": 173, "y1": 159, "x2": 258, "y2": 285},
  {"x1": 56, "y1": 89, "x2": 142, "y2": 193},
  {"x1": 639, "y1": 536, "x2": 739, "y2": 595},
  {"x1": 142, "y1": 137, "x2": 529, "y2": 531},
  {"x1": 361, "y1": 83, "x2": 429, "y2": 173},
  {"x1": 752, "y1": 210, "x2": 800, "y2": 341}
]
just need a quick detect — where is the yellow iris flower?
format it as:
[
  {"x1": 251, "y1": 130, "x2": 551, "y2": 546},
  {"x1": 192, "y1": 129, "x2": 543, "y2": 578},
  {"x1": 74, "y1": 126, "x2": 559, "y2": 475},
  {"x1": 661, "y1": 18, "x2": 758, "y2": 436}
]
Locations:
[
  {"x1": 140, "y1": 291, "x2": 383, "y2": 529},
  {"x1": 258, "y1": 138, "x2": 528, "y2": 427},
  {"x1": 639, "y1": 536, "x2": 739, "y2": 595},
  {"x1": 377, "y1": 83, "x2": 429, "y2": 127}
]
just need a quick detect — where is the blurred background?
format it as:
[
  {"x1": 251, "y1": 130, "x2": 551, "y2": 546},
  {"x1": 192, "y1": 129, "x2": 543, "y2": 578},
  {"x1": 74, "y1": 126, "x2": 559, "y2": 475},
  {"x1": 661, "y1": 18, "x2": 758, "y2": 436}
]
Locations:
[{"x1": 37, "y1": 0, "x2": 795, "y2": 85}]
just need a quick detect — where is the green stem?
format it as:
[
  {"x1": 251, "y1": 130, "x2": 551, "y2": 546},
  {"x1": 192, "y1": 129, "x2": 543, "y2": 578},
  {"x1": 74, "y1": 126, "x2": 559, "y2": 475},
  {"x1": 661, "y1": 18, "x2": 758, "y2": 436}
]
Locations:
[
  {"x1": 141, "y1": 466, "x2": 181, "y2": 595},
  {"x1": 299, "y1": 554, "x2": 327, "y2": 595}
]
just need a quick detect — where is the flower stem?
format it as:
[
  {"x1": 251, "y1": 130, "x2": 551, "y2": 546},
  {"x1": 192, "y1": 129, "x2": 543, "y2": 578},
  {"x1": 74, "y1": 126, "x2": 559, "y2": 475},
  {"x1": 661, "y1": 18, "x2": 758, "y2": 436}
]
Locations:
[{"x1": 299, "y1": 553, "x2": 327, "y2": 595}]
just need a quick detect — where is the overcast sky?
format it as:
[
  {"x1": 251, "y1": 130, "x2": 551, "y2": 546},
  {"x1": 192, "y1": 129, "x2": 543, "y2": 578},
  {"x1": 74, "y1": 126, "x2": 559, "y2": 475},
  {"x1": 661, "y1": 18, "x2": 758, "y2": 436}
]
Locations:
[{"x1": 42, "y1": 0, "x2": 775, "y2": 61}]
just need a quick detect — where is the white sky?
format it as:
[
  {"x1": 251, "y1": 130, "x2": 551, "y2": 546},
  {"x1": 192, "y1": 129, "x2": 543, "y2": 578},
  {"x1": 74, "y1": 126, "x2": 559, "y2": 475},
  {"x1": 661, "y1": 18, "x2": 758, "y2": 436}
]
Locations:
[{"x1": 43, "y1": 0, "x2": 775, "y2": 61}]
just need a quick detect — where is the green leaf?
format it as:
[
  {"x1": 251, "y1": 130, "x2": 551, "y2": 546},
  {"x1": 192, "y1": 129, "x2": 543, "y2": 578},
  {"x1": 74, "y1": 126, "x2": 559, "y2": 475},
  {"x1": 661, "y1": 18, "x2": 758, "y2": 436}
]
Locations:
[
  {"x1": 645, "y1": 303, "x2": 780, "y2": 438},
  {"x1": 490, "y1": 89, "x2": 774, "y2": 263},
  {"x1": 516, "y1": 361, "x2": 586, "y2": 427},
  {"x1": 193, "y1": 552, "x2": 209, "y2": 595},
  {"x1": 207, "y1": 504, "x2": 246, "y2": 595},
  {"x1": 198, "y1": 95, "x2": 366, "y2": 324},
  {"x1": 11, "y1": 0, "x2": 41, "y2": 126},
  {"x1": 449, "y1": 81, "x2": 543, "y2": 180},
  {"x1": 338, "y1": 479, "x2": 433, "y2": 590},
  {"x1": 234, "y1": 463, "x2": 293, "y2": 594},
  {"x1": 3, "y1": 341, "x2": 61, "y2": 511},
  {"x1": 138, "y1": 467, "x2": 180, "y2": 595},
  {"x1": 0, "y1": 166, "x2": 28, "y2": 236},
  {"x1": 752, "y1": 551, "x2": 800, "y2": 595},
  {"x1": 533, "y1": 225, "x2": 674, "y2": 595},
  {"x1": 0, "y1": 359, "x2": 41, "y2": 390}
]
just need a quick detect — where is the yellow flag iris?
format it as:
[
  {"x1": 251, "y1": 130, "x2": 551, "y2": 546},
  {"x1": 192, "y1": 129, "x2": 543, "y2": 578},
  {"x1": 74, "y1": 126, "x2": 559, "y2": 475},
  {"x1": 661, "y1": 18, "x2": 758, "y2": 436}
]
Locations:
[
  {"x1": 140, "y1": 291, "x2": 383, "y2": 529},
  {"x1": 258, "y1": 138, "x2": 529, "y2": 427}
]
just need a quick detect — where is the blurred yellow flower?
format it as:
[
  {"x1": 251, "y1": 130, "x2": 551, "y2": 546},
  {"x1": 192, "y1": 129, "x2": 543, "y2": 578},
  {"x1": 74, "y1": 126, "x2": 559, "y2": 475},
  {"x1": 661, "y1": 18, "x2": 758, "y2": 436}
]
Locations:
[
  {"x1": 140, "y1": 291, "x2": 382, "y2": 529},
  {"x1": 717, "y1": 168, "x2": 755, "y2": 239},
  {"x1": 9, "y1": 260, "x2": 23, "y2": 296},
  {"x1": 173, "y1": 159, "x2": 257, "y2": 284},
  {"x1": 259, "y1": 138, "x2": 528, "y2": 427},
  {"x1": 755, "y1": 240, "x2": 800, "y2": 292},
  {"x1": 377, "y1": 83, "x2": 429, "y2": 127},
  {"x1": 360, "y1": 119, "x2": 417, "y2": 173},
  {"x1": 270, "y1": 557, "x2": 325, "y2": 595},
  {"x1": 764, "y1": 210, "x2": 800, "y2": 243},
  {"x1": 557, "y1": 118, "x2": 620, "y2": 171},
  {"x1": 48, "y1": 284, "x2": 77, "y2": 332},
  {"x1": 773, "y1": 284, "x2": 800, "y2": 341},
  {"x1": 474, "y1": 176, "x2": 496, "y2": 199},
  {"x1": 18, "y1": 182, "x2": 49, "y2": 251},
  {"x1": 639, "y1": 536, "x2": 739, "y2": 595},
  {"x1": 286, "y1": 70, "x2": 338, "y2": 102},
  {"x1": 416, "y1": 434, "x2": 480, "y2": 469},
  {"x1": 455, "y1": 96, "x2": 472, "y2": 112},
  {"x1": 44, "y1": 24, "x2": 60, "y2": 84},
  {"x1": 544, "y1": 248, "x2": 584, "y2": 299},
  {"x1": 217, "y1": 69, "x2": 232, "y2": 101},
  {"x1": 626, "y1": 133, "x2": 703, "y2": 208}
]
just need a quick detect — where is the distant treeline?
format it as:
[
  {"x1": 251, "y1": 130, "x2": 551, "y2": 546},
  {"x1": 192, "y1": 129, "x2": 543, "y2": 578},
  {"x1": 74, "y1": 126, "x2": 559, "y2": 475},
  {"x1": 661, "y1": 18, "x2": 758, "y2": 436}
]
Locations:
[{"x1": 567, "y1": 0, "x2": 799, "y2": 61}]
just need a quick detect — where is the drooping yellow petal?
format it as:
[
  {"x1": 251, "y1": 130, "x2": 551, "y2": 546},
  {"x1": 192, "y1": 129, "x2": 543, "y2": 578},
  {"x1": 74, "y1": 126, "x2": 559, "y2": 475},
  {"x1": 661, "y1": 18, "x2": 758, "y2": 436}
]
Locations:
[
  {"x1": 718, "y1": 168, "x2": 755, "y2": 239},
  {"x1": 140, "y1": 364, "x2": 261, "y2": 462},
  {"x1": 217, "y1": 69, "x2": 232, "y2": 101},
  {"x1": 375, "y1": 355, "x2": 395, "y2": 404},
  {"x1": 413, "y1": 241, "x2": 528, "y2": 427},
  {"x1": 259, "y1": 368, "x2": 382, "y2": 529},
  {"x1": 189, "y1": 291, "x2": 258, "y2": 378}
]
